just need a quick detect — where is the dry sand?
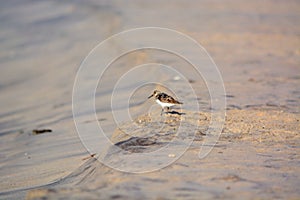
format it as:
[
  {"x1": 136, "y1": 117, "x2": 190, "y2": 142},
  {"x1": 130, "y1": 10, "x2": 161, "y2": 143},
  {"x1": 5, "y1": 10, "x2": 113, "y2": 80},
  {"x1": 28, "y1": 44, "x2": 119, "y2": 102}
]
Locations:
[{"x1": 0, "y1": 0, "x2": 299, "y2": 199}]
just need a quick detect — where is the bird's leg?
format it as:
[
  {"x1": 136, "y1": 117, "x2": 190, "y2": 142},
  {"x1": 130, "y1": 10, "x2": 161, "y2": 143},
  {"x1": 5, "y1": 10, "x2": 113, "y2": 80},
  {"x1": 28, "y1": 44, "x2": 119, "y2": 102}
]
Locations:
[
  {"x1": 165, "y1": 107, "x2": 170, "y2": 114},
  {"x1": 161, "y1": 108, "x2": 164, "y2": 116}
]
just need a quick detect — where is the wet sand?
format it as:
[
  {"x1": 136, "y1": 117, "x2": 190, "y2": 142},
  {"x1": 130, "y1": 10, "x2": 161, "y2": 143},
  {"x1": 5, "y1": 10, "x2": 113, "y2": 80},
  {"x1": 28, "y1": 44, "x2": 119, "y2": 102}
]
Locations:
[
  {"x1": 25, "y1": 110, "x2": 299, "y2": 200},
  {"x1": 0, "y1": 0, "x2": 299, "y2": 199}
]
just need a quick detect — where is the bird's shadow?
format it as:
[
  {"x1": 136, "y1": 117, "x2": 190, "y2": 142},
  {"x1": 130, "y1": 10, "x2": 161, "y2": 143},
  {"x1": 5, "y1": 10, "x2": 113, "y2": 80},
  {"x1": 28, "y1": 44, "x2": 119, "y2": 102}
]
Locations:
[{"x1": 165, "y1": 110, "x2": 186, "y2": 115}]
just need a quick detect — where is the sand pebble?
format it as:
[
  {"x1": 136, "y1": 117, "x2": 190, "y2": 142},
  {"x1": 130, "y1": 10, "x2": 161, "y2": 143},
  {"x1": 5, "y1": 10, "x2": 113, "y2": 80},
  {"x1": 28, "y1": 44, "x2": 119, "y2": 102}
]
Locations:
[{"x1": 168, "y1": 154, "x2": 176, "y2": 158}]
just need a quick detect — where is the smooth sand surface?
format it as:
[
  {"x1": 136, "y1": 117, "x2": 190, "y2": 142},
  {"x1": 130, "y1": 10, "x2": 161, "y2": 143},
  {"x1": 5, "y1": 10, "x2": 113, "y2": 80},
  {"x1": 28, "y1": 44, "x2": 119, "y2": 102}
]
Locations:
[{"x1": 0, "y1": 0, "x2": 299, "y2": 199}]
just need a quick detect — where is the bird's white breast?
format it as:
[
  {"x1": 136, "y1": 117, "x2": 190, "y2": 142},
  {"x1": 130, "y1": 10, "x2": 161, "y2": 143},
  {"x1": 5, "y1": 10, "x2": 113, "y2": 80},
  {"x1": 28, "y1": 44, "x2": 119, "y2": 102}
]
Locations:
[{"x1": 156, "y1": 99, "x2": 175, "y2": 108}]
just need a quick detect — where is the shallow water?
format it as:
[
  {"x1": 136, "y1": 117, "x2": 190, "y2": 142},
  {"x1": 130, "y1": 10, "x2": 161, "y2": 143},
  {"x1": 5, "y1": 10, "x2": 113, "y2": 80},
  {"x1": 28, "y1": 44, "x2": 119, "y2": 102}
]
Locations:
[{"x1": 0, "y1": 0, "x2": 299, "y2": 199}]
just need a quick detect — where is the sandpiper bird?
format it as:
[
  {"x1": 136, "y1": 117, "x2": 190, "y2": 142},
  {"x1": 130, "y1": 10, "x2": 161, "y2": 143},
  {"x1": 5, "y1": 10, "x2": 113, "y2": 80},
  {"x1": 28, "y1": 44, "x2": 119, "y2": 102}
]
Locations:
[{"x1": 148, "y1": 90, "x2": 183, "y2": 115}]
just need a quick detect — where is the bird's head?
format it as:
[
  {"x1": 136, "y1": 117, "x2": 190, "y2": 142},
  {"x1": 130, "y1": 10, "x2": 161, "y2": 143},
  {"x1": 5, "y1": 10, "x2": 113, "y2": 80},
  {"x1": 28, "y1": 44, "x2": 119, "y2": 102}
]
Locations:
[{"x1": 148, "y1": 90, "x2": 160, "y2": 99}]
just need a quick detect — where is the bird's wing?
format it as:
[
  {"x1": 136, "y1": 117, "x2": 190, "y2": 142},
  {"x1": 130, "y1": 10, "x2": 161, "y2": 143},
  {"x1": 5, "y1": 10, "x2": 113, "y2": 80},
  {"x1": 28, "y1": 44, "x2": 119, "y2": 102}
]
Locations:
[{"x1": 160, "y1": 93, "x2": 183, "y2": 104}]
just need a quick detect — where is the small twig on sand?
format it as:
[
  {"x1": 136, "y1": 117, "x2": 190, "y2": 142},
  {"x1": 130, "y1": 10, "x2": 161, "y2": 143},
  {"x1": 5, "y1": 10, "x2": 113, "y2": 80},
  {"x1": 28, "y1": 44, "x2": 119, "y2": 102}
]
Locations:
[{"x1": 82, "y1": 153, "x2": 96, "y2": 161}]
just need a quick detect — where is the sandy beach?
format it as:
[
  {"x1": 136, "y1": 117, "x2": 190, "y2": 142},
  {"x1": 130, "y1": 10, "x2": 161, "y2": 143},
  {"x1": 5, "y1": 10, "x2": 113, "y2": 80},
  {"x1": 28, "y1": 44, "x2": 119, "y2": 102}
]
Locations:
[{"x1": 0, "y1": 0, "x2": 299, "y2": 199}]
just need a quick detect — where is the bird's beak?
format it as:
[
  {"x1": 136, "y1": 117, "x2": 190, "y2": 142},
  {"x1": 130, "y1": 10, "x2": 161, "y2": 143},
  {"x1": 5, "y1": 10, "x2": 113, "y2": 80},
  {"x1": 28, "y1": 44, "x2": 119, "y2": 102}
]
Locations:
[{"x1": 148, "y1": 94, "x2": 154, "y2": 99}]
